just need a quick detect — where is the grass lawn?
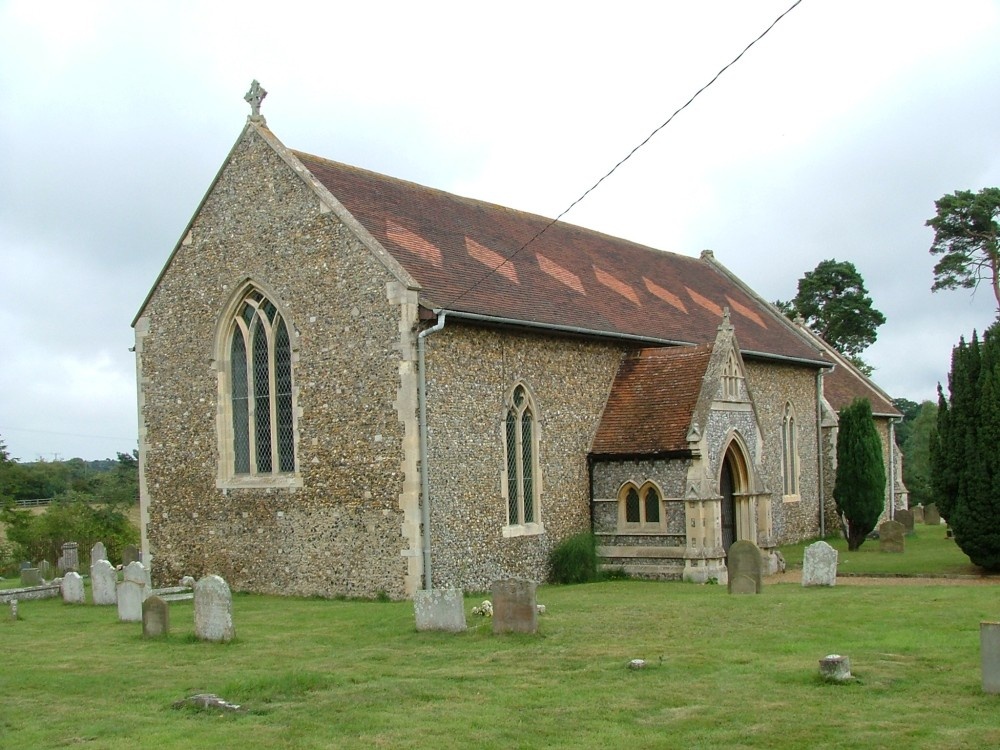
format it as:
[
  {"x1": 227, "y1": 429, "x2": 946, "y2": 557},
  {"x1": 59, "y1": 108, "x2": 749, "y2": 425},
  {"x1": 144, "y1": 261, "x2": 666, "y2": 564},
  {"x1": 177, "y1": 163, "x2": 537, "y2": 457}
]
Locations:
[
  {"x1": 778, "y1": 527, "x2": 992, "y2": 577},
  {"x1": 2, "y1": 571, "x2": 999, "y2": 749}
]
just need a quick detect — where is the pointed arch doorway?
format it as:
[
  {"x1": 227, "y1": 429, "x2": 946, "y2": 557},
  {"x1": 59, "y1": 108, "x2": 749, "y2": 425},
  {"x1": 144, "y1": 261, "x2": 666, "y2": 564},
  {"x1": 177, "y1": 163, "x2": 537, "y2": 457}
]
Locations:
[{"x1": 720, "y1": 439, "x2": 752, "y2": 554}]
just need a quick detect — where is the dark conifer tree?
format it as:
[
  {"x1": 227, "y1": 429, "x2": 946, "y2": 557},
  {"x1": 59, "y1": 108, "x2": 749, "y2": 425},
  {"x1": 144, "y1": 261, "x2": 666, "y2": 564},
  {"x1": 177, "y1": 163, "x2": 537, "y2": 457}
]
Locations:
[{"x1": 833, "y1": 398, "x2": 886, "y2": 551}]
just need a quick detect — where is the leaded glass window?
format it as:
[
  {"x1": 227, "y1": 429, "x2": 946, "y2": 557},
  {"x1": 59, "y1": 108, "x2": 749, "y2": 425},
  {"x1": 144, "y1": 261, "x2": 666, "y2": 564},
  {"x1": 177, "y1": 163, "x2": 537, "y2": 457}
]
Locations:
[
  {"x1": 781, "y1": 402, "x2": 799, "y2": 496},
  {"x1": 620, "y1": 482, "x2": 663, "y2": 529},
  {"x1": 229, "y1": 291, "x2": 296, "y2": 477},
  {"x1": 504, "y1": 384, "x2": 539, "y2": 526}
]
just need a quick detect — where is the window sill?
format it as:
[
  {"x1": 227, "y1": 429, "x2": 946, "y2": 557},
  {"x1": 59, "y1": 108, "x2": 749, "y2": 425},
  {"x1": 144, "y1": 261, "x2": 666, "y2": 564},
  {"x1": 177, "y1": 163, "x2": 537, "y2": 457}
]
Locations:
[
  {"x1": 217, "y1": 475, "x2": 303, "y2": 491},
  {"x1": 502, "y1": 522, "x2": 545, "y2": 538},
  {"x1": 782, "y1": 494, "x2": 801, "y2": 503}
]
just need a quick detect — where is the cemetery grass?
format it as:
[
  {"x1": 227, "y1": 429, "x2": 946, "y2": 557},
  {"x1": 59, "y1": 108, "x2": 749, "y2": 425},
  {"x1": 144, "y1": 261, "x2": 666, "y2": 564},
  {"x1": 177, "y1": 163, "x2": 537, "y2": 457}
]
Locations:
[
  {"x1": 778, "y1": 529, "x2": 994, "y2": 577},
  {"x1": 2, "y1": 582, "x2": 999, "y2": 749}
]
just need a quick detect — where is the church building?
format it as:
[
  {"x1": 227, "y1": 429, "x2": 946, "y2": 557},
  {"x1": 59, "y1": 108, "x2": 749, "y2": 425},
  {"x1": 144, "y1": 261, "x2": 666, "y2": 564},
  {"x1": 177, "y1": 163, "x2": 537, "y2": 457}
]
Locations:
[{"x1": 132, "y1": 87, "x2": 902, "y2": 598}]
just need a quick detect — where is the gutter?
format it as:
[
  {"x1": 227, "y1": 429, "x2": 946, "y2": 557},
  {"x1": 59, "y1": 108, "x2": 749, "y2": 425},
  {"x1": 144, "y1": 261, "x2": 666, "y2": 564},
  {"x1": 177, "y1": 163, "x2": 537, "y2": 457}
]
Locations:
[{"x1": 417, "y1": 310, "x2": 447, "y2": 590}]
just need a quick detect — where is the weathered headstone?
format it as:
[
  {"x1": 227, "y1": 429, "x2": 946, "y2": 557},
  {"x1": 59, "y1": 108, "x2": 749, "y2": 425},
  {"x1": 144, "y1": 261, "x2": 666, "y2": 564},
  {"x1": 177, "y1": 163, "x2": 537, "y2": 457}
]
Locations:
[
  {"x1": 414, "y1": 588, "x2": 467, "y2": 632},
  {"x1": 59, "y1": 541, "x2": 79, "y2": 573},
  {"x1": 879, "y1": 520, "x2": 905, "y2": 553},
  {"x1": 142, "y1": 596, "x2": 170, "y2": 638},
  {"x1": 894, "y1": 509, "x2": 914, "y2": 534},
  {"x1": 491, "y1": 579, "x2": 538, "y2": 634},
  {"x1": 117, "y1": 562, "x2": 150, "y2": 622},
  {"x1": 90, "y1": 559, "x2": 118, "y2": 605},
  {"x1": 982, "y1": 621, "x2": 1000, "y2": 694},
  {"x1": 194, "y1": 575, "x2": 235, "y2": 642},
  {"x1": 924, "y1": 503, "x2": 942, "y2": 526},
  {"x1": 61, "y1": 571, "x2": 86, "y2": 604},
  {"x1": 9, "y1": 599, "x2": 17, "y2": 620},
  {"x1": 20, "y1": 568, "x2": 42, "y2": 587},
  {"x1": 122, "y1": 545, "x2": 141, "y2": 566},
  {"x1": 91, "y1": 541, "x2": 108, "y2": 565},
  {"x1": 802, "y1": 541, "x2": 838, "y2": 586},
  {"x1": 38, "y1": 560, "x2": 53, "y2": 580},
  {"x1": 819, "y1": 654, "x2": 852, "y2": 682},
  {"x1": 912, "y1": 505, "x2": 925, "y2": 524},
  {"x1": 727, "y1": 540, "x2": 763, "y2": 594}
]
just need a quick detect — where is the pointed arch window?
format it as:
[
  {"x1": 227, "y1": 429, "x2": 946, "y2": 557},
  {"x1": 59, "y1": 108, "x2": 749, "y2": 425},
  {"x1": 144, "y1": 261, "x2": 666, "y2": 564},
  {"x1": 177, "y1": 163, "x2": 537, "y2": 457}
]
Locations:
[
  {"x1": 226, "y1": 290, "x2": 296, "y2": 479},
  {"x1": 504, "y1": 384, "x2": 541, "y2": 531},
  {"x1": 619, "y1": 482, "x2": 664, "y2": 530},
  {"x1": 722, "y1": 350, "x2": 743, "y2": 401},
  {"x1": 780, "y1": 402, "x2": 799, "y2": 497}
]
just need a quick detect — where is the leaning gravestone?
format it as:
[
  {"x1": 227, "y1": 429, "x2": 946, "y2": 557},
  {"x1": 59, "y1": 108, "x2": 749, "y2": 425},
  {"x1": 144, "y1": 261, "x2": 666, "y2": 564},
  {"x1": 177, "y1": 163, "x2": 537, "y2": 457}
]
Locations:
[
  {"x1": 491, "y1": 579, "x2": 538, "y2": 634},
  {"x1": 91, "y1": 559, "x2": 118, "y2": 605},
  {"x1": 414, "y1": 588, "x2": 467, "y2": 632},
  {"x1": 61, "y1": 571, "x2": 86, "y2": 604},
  {"x1": 142, "y1": 596, "x2": 170, "y2": 638},
  {"x1": 924, "y1": 503, "x2": 942, "y2": 526},
  {"x1": 727, "y1": 540, "x2": 763, "y2": 594},
  {"x1": 802, "y1": 541, "x2": 838, "y2": 586},
  {"x1": 194, "y1": 575, "x2": 235, "y2": 642},
  {"x1": 895, "y1": 509, "x2": 915, "y2": 534},
  {"x1": 879, "y1": 520, "x2": 906, "y2": 553}
]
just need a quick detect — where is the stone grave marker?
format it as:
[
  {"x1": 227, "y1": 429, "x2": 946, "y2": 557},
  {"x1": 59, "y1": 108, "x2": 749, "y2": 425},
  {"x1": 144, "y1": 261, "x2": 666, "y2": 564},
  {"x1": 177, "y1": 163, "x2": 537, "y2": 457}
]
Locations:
[
  {"x1": 38, "y1": 560, "x2": 53, "y2": 580},
  {"x1": 879, "y1": 520, "x2": 906, "y2": 553},
  {"x1": 61, "y1": 571, "x2": 85, "y2": 604},
  {"x1": 895, "y1": 509, "x2": 914, "y2": 534},
  {"x1": 194, "y1": 575, "x2": 235, "y2": 642},
  {"x1": 122, "y1": 545, "x2": 141, "y2": 565},
  {"x1": 123, "y1": 560, "x2": 151, "y2": 589},
  {"x1": 142, "y1": 596, "x2": 170, "y2": 638},
  {"x1": 982, "y1": 621, "x2": 1000, "y2": 694},
  {"x1": 727, "y1": 540, "x2": 763, "y2": 594},
  {"x1": 91, "y1": 541, "x2": 108, "y2": 565},
  {"x1": 91, "y1": 559, "x2": 118, "y2": 605},
  {"x1": 414, "y1": 588, "x2": 467, "y2": 632},
  {"x1": 20, "y1": 561, "x2": 31, "y2": 571},
  {"x1": 58, "y1": 541, "x2": 80, "y2": 573},
  {"x1": 20, "y1": 567, "x2": 42, "y2": 587},
  {"x1": 912, "y1": 505, "x2": 924, "y2": 524},
  {"x1": 802, "y1": 541, "x2": 838, "y2": 586},
  {"x1": 924, "y1": 503, "x2": 942, "y2": 526},
  {"x1": 491, "y1": 579, "x2": 538, "y2": 634},
  {"x1": 117, "y1": 562, "x2": 150, "y2": 622}
]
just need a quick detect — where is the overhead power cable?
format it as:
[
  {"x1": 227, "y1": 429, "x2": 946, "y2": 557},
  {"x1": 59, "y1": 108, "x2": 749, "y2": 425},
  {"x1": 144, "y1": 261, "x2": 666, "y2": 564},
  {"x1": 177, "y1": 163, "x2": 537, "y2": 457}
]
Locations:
[{"x1": 443, "y1": 0, "x2": 805, "y2": 310}]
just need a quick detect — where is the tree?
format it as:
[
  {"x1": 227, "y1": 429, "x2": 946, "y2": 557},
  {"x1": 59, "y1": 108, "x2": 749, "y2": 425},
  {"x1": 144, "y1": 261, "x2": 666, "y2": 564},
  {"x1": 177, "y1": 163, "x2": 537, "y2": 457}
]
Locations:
[
  {"x1": 900, "y1": 400, "x2": 937, "y2": 507},
  {"x1": 927, "y1": 187, "x2": 1000, "y2": 311},
  {"x1": 833, "y1": 398, "x2": 886, "y2": 551},
  {"x1": 776, "y1": 259, "x2": 886, "y2": 361},
  {"x1": 932, "y1": 325, "x2": 1000, "y2": 569}
]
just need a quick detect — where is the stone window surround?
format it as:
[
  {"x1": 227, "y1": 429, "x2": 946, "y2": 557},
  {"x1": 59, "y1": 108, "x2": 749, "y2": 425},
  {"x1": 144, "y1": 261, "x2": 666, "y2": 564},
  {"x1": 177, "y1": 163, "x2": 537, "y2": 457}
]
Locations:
[
  {"x1": 617, "y1": 480, "x2": 667, "y2": 533},
  {"x1": 780, "y1": 400, "x2": 800, "y2": 501},
  {"x1": 214, "y1": 280, "x2": 303, "y2": 490},
  {"x1": 501, "y1": 382, "x2": 544, "y2": 538},
  {"x1": 721, "y1": 349, "x2": 743, "y2": 401}
]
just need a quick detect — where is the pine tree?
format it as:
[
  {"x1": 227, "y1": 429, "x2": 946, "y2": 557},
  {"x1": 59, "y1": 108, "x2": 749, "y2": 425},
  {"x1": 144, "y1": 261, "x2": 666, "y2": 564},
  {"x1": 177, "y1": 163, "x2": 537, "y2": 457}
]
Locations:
[{"x1": 833, "y1": 398, "x2": 886, "y2": 551}]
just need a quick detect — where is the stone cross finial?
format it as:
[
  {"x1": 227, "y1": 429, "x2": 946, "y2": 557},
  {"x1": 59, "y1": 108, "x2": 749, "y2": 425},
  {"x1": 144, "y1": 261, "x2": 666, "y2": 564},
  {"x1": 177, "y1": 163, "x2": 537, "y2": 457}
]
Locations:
[
  {"x1": 718, "y1": 306, "x2": 733, "y2": 332},
  {"x1": 244, "y1": 80, "x2": 267, "y2": 123}
]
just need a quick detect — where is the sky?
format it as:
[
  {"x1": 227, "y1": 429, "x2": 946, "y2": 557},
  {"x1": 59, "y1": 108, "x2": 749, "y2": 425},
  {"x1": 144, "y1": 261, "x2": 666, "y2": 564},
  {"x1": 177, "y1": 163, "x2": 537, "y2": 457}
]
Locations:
[{"x1": 1, "y1": 0, "x2": 999, "y2": 462}]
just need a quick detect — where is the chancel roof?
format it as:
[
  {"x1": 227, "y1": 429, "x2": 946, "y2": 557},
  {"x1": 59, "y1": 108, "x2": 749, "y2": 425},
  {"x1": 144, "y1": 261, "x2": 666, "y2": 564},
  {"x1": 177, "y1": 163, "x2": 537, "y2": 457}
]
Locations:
[
  {"x1": 590, "y1": 345, "x2": 714, "y2": 457},
  {"x1": 296, "y1": 151, "x2": 830, "y2": 365}
]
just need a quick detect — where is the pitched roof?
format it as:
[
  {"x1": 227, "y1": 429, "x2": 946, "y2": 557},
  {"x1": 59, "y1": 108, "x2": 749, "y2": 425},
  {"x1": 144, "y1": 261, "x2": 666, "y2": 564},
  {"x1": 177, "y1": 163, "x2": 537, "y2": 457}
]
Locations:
[
  {"x1": 295, "y1": 151, "x2": 830, "y2": 366},
  {"x1": 590, "y1": 345, "x2": 714, "y2": 457}
]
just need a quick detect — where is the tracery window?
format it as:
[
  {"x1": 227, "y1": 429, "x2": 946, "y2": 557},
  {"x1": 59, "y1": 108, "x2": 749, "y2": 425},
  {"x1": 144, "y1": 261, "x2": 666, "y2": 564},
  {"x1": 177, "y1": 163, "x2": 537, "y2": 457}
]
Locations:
[
  {"x1": 780, "y1": 402, "x2": 799, "y2": 497},
  {"x1": 722, "y1": 350, "x2": 742, "y2": 401},
  {"x1": 504, "y1": 384, "x2": 540, "y2": 528},
  {"x1": 227, "y1": 290, "x2": 296, "y2": 478}
]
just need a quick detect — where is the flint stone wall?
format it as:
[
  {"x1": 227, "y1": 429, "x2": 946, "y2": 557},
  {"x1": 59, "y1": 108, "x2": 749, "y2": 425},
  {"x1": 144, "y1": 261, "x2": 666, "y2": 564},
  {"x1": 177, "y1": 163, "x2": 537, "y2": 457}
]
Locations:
[{"x1": 135, "y1": 128, "x2": 418, "y2": 599}]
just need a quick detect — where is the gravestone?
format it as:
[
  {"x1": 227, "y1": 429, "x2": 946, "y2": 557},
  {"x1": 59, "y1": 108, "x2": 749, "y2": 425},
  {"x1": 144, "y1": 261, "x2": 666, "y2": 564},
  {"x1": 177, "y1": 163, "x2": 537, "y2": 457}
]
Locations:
[
  {"x1": 20, "y1": 568, "x2": 42, "y2": 587},
  {"x1": 819, "y1": 654, "x2": 852, "y2": 682},
  {"x1": 122, "y1": 545, "x2": 141, "y2": 565},
  {"x1": 982, "y1": 622, "x2": 1000, "y2": 694},
  {"x1": 20, "y1": 561, "x2": 30, "y2": 571},
  {"x1": 912, "y1": 505, "x2": 925, "y2": 524},
  {"x1": 59, "y1": 541, "x2": 80, "y2": 573},
  {"x1": 38, "y1": 560, "x2": 53, "y2": 580},
  {"x1": 895, "y1": 509, "x2": 914, "y2": 534},
  {"x1": 91, "y1": 541, "x2": 108, "y2": 564},
  {"x1": 802, "y1": 541, "x2": 838, "y2": 586},
  {"x1": 491, "y1": 579, "x2": 538, "y2": 634},
  {"x1": 727, "y1": 540, "x2": 763, "y2": 594},
  {"x1": 61, "y1": 571, "x2": 85, "y2": 604},
  {"x1": 117, "y1": 562, "x2": 150, "y2": 622},
  {"x1": 142, "y1": 596, "x2": 170, "y2": 638},
  {"x1": 91, "y1": 559, "x2": 118, "y2": 605},
  {"x1": 879, "y1": 520, "x2": 905, "y2": 553},
  {"x1": 924, "y1": 503, "x2": 942, "y2": 526},
  {"x1": 414, "y1": 588, "x2": 467, "y2": 632},
  {"x1": 194, "y1": 575, "x2": 235, "y2": 642}
]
